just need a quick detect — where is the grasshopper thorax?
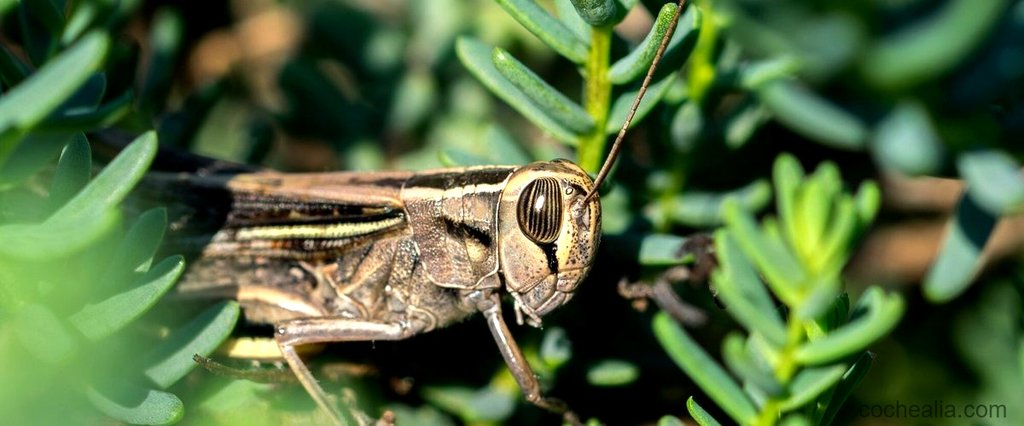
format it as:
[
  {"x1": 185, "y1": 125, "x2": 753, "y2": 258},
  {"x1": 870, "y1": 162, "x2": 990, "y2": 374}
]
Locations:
[{"x1": 497, "y1": 159, "x2": 601, "y2": 327}]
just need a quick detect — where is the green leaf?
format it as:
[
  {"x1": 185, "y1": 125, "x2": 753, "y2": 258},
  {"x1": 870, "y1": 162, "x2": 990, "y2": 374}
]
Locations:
[
  {"x1": 555, "y1": 0, "x2": 590, "y2": 41},
  {"x1": 143, "y1": 301, "x2": 240, "y2": 389},
  {"x1": 49, "y1": 131, "x2": 157, "y2": 223},
  {"x1": 48, "y1": 134, "x2": 92, "y2": 210},
  {"x1": 106, "y1": 207, "x2": 167, "y2": 276},
  {"x1": 779, "y1": 364, "x2": 847, "y2": 410},
  {"x1": 540, "y1": 327, "x2": 573, "y2": 369},
  {"x1": 0, "y1": 132, "x2": 73, "y2": 185},
  {"x1": 0, "y1": 209, "x2": 119, "y2": 260},
  {"x1": 70, "y1": 256, "x2": 185, "y2": 341},
  {"x1": 665, "y1": 179, "x2": 772, "y2": 227},
  {"x1": 139, "y1": 8, "x2": 183, "y2": 114},
  {"x1": 861, "y1": 0, "x2": 1008, "y2": 89},
  {"x1": 712, "y1": 231, "x2": 787, "y2": 346},
  {"x1": 609, "y1": 2, "x2": 697, "y2": 84},
  {"x1": 638, "y1": 234, "x2": 694, "y2": 266},
  {"x1": 0, "y1": 31, "x2": 110, "y2": 145},
  {"x1": 86, "y1": 385, "x2": 184, "y2": 425},
  {"x1": 723, "y1": 200, "x2": 806, "y2": 305},
  {"x1": 923, "y1": 191, "x2": 998, "y2": 302},
  {"x1": 871, "y1": 102, "x2": 943, "y2": 176},
  {"x1": 457, "y1": 37, "x2": 578, "y2": 143},
  {"x1": 54, "y1": 73, "x2": 107, "y2": 114},
  {"x1": 605, "y1": 72, "x2": 677, "y2": 133},
  {"x1": 653, "y1": 312, "x2": 758, "y2": 424},
  {"x1": 795, "y1": 288, "x2": 903, "y2": 364},
  {"x1": 13, "y1": 303, "x2": 77, "y2": 366},
  {"x1": 567, "y1": 0, "x2": 618, "y2": 27},
  {"x1": 957, "y1": 149, "x2": 1024, "y2": 216},
  {"x1": 853, "y1": 181, "x2": 881, "y2": 233},
  {"x1": 758, "y1": 79, "x2": 867, "y2": 150},
  {"x1": 483, "y1": 123, "x2": 532, "y2": 165},
  {"x1": 42, "y1": 90, "x2": 134, "y2": 131},
  {"x1": 493, "y1": 0, "x2": 589, "y2": 63},
  {"x1": 0, "y1": 44, "x2": 31, "y2": 87},
  {"x1": 721, "y1": 333, "x2": 784, "y2": 397},
  {"x1": 422, "y1": 385, "x2": 516, "y2": 422},
  {"x1": 439, "y1": 148, "x2": 490, "y2": 167},
  {"x1": 816, "y1": 351, "x2": 874, "y2": 426},
  {"x1": 587, "y1": 359, "x2": 639, "y2": 386},
  {"x1": 685, "y1": 398, "x2": 722, "y2": 426},
  {"x1": 492, "y1": 47, "x2": 595, "y2": 134},
  {"x1": 773, "y1": 154, "x2": 804, "y2": 247}
]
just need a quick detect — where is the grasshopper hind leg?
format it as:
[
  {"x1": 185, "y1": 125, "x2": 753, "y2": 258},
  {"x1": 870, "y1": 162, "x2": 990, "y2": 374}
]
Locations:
[{"x1": 275, "y1": 318, "x2": 417, "y2": 426}]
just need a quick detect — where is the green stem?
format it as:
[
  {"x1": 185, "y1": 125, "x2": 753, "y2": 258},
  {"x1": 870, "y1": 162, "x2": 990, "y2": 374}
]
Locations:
[
  {"x1": 578, "y1": 26, "x2": 612, "y2": 173},
  {"x1": 754, "y1": 311, "x2": 808, "y2": 426}
]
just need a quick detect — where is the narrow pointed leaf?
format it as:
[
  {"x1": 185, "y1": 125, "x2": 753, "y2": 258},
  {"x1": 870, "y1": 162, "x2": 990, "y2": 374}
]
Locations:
[
  {"x1": 43, "y1": 90, "x2": 134, "y2": 131},
  {"x1": 957, "y1": 149, "x2": 1024, "y2": 216},
  {"x1": 779, "y1": 364, "x2": 847, "y2": 410},
  {"x1": 722, "y1": 333, "x2": 784, "y2": 396},
  {"x1": 758, "y1": 79, "x2": 866, "y2": 150},
  {"x1": 637, "y1": 234, "x2": 696, "y2": 266},
  {"x1": 106, "y1": 208, "x2": 168, "y2": 277},
  {"x1": 923, "y1": 191, "x2": 998, "y2": 302},
  {"x1": 795, "y1": 288, "x2": 903, "y2": 364},
  {"x1": 13, "y1": 303, "x2": 77, "y2": 366},
  {"x1": 492, "y1": 47, "x2": 595, "y2": 134},
  {"x1": 723, "y1": 200, "x2": 806, "y2": 304},
  {"x1": 86, "y1": 386, "x2": 184, "y2": 425},
  {"x1": 712, "y1": 231, "x2": 787, "y2": 346},
  {"x1": 0, "y1": 209, "x2": 119, "y2": 260},
  {"x1": 686, "y1": 398, "x2": 722, "y2": 426},
  {"x1": 494, "y1": 0, "x2": 589, "y2": 63},
  {"x1": 773, "y1": 154, "x2": 804, "y2": 247},
  {"x1": 144, "y1": 301, "x2": 241, "y2": 389},
  {"x1": 48, "y1": 134, "x2": 92, "y2": 210},
  {"x1": 0, "y1": 132, "x2": 74, "y2": 185},
  {"x1": 653, "y1": 312, "x2": 758, "y2": 424},
  {"x1": 816, "y1": 351, "x2": 874, "y2": 426},
  {"x1": 457, "y1": 38, "x2": 578, "y2": 143},
  {"x1": 0, "y1": 32, "x2": 109, "y2": 136},
  {"x1": 71, "y1": 256, "x2": 185, "y2": 341},
  {"x1": 49, "y1": 131, "x2": 157, "y2": 223}
]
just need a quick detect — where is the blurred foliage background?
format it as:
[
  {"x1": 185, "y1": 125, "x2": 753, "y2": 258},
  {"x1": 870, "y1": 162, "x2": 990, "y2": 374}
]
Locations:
[{"x1": 1, "y1": 0, "x2": 1023, "y2": 425}]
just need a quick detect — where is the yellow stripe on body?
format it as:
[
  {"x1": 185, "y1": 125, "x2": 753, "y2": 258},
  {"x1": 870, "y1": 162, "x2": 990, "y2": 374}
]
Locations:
[{"x1": 235, "y1": 215, "x2": 404, "y2": 240}]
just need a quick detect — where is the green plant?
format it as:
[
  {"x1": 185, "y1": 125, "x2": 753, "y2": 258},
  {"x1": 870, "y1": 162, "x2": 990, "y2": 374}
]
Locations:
[
  {"x1": 653, "y1": 155, "x2": 904, "y2": 425},
  {"x1": 0, "y1": 3, "x2": 238, "y2": 424}
]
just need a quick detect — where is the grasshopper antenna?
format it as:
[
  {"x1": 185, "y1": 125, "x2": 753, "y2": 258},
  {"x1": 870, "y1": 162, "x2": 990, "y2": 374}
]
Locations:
[{"x1": 584, "y1": 0, "x2": 687, "y2": 203}]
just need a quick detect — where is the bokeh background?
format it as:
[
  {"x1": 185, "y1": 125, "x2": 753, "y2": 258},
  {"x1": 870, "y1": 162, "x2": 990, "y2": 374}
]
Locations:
[{"x1": 1, "y1": 0, "x2": 1022, "y2": 425}]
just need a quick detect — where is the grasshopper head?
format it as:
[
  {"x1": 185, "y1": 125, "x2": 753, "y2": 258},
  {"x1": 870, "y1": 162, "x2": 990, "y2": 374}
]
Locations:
[{"x1": 497, "y1": 160, "x2": 601, "y2": 327}]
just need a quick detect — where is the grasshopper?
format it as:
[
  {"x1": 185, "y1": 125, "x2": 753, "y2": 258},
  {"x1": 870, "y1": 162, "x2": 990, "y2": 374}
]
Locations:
[{"x1": 146, "y1": 1, "x2": 688, "y2": 424}]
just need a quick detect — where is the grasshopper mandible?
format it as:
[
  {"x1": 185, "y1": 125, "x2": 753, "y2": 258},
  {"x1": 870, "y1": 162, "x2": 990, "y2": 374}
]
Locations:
[{"x1": 152, "y1": 1, "x2": 688, "y2": 423}]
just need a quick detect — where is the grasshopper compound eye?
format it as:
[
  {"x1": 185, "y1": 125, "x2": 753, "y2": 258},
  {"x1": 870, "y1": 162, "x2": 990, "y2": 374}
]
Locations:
[{"x1": 517, "y1": 177, "x2": 563, "y2": 244}]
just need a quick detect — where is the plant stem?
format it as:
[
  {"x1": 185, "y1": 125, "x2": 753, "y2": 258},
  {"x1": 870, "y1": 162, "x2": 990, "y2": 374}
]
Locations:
[
  {"x1": 578, "y1": 26, "x2": 612, "y2": 173},
  {"x1": 754, "y1": 311, "x2": 809, "y2": 426}
]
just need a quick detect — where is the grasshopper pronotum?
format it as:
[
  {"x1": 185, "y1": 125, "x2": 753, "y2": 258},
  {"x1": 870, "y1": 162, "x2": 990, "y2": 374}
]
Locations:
[{"x1": 150, "y1": 1, "x2": 688, "y2": 424}]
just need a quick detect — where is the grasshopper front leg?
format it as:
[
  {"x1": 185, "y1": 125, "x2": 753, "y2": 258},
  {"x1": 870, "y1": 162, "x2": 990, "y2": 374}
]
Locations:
[
  {"x1": 276, "y1": 318, "x2": 415, "y2": 426},
  {"x1": 469, "y1": 290, "x2": 580, "y2": 424}
]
